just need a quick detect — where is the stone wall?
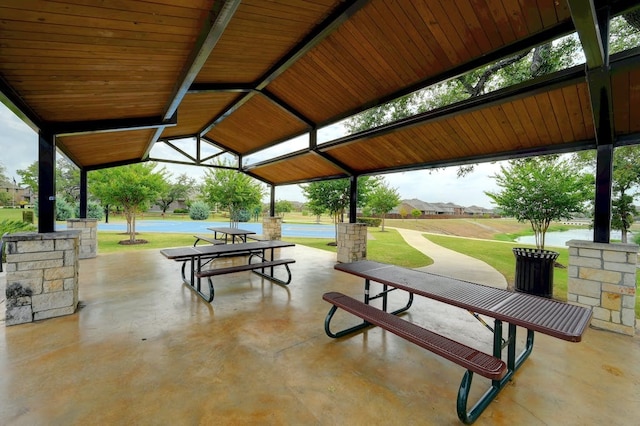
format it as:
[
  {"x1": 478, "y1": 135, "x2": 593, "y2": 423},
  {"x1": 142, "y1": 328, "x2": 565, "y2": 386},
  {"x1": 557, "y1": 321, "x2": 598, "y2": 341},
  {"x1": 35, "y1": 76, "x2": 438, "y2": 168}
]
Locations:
[
  {"x1": 262, "y1": 216, "x2": 282, "y2": 240},
  {"x1": 3, "y1": 231, "x2": 80, "y2": 326},
  {"x1": 337, "y1": 223, "x2": 367, "y2": 263},
  {"x1": 566, "y1": 239, "x2": 637, "y2": 336},
  {"x1": 67, "y1": 218, "x2": 97, "y2": 259}
]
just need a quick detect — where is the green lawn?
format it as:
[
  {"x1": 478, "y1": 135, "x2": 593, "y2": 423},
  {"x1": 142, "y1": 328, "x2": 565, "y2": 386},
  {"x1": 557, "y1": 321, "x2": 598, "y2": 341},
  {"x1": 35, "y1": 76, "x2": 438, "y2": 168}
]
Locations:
[
  {"x1": 425, "y1": 233, "x2": 640, "y2": 318},
  {"x1": 284, "y1": 228, "x2": 432, "y2": 269}
]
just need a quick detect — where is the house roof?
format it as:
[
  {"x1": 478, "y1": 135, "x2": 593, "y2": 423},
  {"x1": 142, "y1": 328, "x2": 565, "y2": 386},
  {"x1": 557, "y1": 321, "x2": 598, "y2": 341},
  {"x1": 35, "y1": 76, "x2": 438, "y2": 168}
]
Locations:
[{"x1": 2, "y1": 1, "x2": 640, "y2": 186}]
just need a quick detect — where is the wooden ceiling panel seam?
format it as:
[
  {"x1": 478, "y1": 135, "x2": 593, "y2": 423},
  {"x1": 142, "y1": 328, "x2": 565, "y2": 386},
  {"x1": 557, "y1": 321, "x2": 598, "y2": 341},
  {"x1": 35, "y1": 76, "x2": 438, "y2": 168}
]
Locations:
[
  {"x1": 468, "y1": 109, "x2": 505, "y2": 151},
  {"x1": 485, "y1": 104, "x2": 521, "y2": 148},
  {"x1": 459, "y1": 108, "x2": 499, "y2": 150},
  {"x1": 510, "y1": 98, "x2": 541, "y2": 145},
  {"x1": 306, "y1": 46, "x2": 371, "y2": 100},
  {"x1": 410, "y1": 2, "x2": 461, "y2": 66},
  {"x1": 612, "y1": 71, "x2": 631, "y2": 134},
  {"x1": 518, "y1": 0, "x2": 545, "y2": 33},
  {"x1": 576, "y1": 82, "x2": 596, "y2": 138},
  {"x1": 446, "y1": 1, "x2": 492, "y2": 55},
  {"x1": 0, "y1": 5, "x2": 203, "y2": 37},
  {"x1": 522, "y1": 95, "x2": 553, "y2": 144},
  {"x1": 535, "y1": 92, "x2": 564, "y2": 142},
  {"x1": 429, "y1": 121, "x2": 468, "y2": 158},
  {"x1": 628, "y1": 69, "x2": 640, "y2": 133},
  {"x1": 548, "y1": 87, "x2": 578, "y2": 141},
  {"x1": 365, "y1": 3, "x2": 427, "y2": 82},
  {"x1": 470, "y1": 0, "x2": 509, "y2": 49},
  {"x1": 0, "y1": 20, "x2": 196, "y2": 43},
  {"x1": 563, "y1": 84, "x2": 590, "y2": 140},
  {"x1": 498, "y1": 102, "x2": 529, "y2": 145},
  {"x1": 537, "y1": 0, "x2": 562, "y2": 28},
  {"x1": 381, "y1": 2, "x2": 440, "y2": 74},
  {"x1": 16, "y1": 0, "x2": 213, "y2": 25},
  {"x1": 448, "y1": 115, "x2": 481, "y2": 153},
  {"x1": 501, "y1": 0, "x2": 530, "y2": 39},
  {"x1": 394, "y1": 2, "x2": 444, "y2": 69},
  {"x1": 430, "y1": 1, "x2": 478, "y2": 60},
  {"x1": 486, "y1": 0, "x2": 518, "y2": 44},
  {"x1": 350, "y1": 9, "x2": 409, "y2": 85}
]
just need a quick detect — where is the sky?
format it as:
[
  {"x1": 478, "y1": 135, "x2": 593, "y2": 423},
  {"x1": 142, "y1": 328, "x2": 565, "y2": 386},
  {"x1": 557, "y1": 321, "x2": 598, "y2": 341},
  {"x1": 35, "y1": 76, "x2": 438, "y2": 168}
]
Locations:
[{"x1": 0, "y1": 102, "x2": 501, "y2": 208}]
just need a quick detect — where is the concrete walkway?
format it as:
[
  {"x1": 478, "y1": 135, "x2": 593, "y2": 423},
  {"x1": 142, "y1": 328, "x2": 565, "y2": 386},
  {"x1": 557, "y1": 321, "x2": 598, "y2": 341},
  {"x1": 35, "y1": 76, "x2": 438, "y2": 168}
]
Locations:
[{"x1": 390, "y1": 227, "x2": 508, "y2": 289}]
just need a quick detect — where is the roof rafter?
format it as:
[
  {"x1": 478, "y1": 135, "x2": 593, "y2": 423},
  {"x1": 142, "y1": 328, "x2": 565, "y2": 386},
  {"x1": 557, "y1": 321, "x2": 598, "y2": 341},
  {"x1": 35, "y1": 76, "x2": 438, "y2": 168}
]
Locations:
[
  {"x1": 143, "y1": 0, "x2": 241, "y2": 158},
  {"x1": 197, "y1": 0, "x2": 371, "y2": 137},
  {"x1": 49, "y1": 113, "x2": 178, "y2": 137}
]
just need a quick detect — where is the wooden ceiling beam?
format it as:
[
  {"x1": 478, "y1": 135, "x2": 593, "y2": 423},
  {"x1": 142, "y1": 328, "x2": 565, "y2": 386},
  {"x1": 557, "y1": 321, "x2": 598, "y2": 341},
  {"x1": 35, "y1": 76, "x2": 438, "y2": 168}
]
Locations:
[
  {"x1": 50, "y1": 113, "x2": 177, "y2": 137},
  {"x1": 197, "y1": 0, "x2": 371, "y2": 137},
  {"x1": 143, "y1": 0, "x2": 241, "y2": 158}
]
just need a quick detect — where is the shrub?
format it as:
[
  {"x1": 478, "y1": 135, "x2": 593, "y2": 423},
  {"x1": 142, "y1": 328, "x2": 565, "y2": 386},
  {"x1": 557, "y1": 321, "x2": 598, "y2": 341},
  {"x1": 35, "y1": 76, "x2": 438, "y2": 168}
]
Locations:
[
  {"x1": 74, "y1": 201, "x2": 104, "y2": 220},
  {"x1": 357, "y1": 217, "x2": 382, "y2": 227},
  {"x1": 231, "y1": 209, "x2": 251, "y2": 222},
  {"x1": 1, "y1": 219, "x2": 36, "y2": 263},
  {"x1": 189, "y1": 201, "x2": 210, "y2": 220},
  {"x1": 56, "y1": 199, "x2": 74, "y2": 221},
  {"x1": 173, "y1": 208, "x2": 189, "y2": 214}
]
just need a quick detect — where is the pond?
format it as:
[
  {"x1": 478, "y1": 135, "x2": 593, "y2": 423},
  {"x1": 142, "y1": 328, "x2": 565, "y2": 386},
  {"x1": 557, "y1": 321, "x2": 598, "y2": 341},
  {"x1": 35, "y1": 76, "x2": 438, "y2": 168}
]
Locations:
[
  {"x1": 516, "y1": 229, "x2": 631, "y2": 248},
  {"x1": 58, "y1": 220, "x2": 337, "y2": 239}
]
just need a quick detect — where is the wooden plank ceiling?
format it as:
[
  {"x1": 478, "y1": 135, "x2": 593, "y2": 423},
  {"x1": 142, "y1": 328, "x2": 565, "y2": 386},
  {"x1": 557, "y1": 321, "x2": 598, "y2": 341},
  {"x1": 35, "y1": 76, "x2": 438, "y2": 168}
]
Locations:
[{"x1": 2, "y1": 0, "x2": 640, "y2": 185}]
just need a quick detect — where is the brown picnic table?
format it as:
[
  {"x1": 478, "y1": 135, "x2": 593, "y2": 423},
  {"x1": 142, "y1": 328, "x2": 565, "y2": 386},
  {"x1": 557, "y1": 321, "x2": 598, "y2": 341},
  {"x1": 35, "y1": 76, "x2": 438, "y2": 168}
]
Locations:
[
  {"x1": 161, "y1": 240, "x2": 295, "y2": 303},
  {"x1": 324, "y1": 260, "x2": 592, "y2": 424}
]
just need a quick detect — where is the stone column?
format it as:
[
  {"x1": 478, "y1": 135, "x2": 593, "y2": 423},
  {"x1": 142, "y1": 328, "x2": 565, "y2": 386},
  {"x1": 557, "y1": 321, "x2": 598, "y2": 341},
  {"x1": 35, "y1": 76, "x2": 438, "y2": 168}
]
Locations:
[
  {"x1": 566, "y1": 239, "x2": 637, "y2": 336},
  {"x1": 67, "y1": 218, "x2": 98, "y2": 258},
  {"x1": 262, "y1": 216, "x2": 282, "y2": 240},
  {"x1": 3, "y1": 231, "x2": 81, "y2": 326},
  {"x1": 337, "y1": 223, "x2": 367, "y2": 263}
]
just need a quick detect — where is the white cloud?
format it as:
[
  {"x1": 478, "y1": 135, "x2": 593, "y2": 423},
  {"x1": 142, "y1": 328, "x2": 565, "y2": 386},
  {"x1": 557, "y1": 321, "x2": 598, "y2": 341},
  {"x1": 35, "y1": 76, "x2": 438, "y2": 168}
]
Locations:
[{"x1": 0, "y1": 103, "x2": 38, "y2": 182}]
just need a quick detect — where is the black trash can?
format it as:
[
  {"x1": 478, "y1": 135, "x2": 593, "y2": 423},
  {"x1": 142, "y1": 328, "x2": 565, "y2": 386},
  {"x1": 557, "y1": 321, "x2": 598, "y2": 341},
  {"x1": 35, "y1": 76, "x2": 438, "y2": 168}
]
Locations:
[{"x1": 512, "y1": 247, "x2": 559, "y2": 298}]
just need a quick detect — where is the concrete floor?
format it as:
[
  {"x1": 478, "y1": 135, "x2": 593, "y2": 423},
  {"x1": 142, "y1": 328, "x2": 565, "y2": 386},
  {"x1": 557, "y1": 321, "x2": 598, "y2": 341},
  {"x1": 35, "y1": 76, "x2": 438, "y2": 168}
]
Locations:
[{"x1": 1, "y1": 244, "x2": 639, "y2": 425}]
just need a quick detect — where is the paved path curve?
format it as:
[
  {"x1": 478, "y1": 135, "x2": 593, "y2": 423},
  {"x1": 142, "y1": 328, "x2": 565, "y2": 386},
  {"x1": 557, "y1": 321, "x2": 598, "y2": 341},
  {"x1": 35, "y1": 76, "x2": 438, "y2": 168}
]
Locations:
[{"x1": 389, "y1": 227, "x2": 508, "y2": 289}]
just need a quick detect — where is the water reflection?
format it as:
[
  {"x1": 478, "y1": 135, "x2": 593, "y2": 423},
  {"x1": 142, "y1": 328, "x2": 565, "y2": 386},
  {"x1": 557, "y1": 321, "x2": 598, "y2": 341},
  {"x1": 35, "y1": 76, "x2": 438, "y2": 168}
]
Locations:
[{"x1": 516, "y1": 229, "x2": 630, "y2": 248}]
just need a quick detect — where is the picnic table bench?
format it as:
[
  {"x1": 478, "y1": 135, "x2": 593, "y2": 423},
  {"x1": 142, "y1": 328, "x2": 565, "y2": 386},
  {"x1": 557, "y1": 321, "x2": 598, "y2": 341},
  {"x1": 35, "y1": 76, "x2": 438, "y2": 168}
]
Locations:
[
  {"x1": 324, "y1": 260, "x2": 592, "y2": 424},
  {"x1": 160, "y1": 240, "x2": 295, "y2": 303}
]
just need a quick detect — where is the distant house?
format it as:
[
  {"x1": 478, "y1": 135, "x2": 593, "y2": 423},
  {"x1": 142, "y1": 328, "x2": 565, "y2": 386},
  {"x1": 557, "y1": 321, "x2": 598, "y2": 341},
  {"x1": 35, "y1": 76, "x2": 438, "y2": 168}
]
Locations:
[
  {"x1": 397, "y1": 199, "x2": 495, "y2": 218},
  {"x1": 0, "y1": 181, "x2": 33, "y2": 207}
]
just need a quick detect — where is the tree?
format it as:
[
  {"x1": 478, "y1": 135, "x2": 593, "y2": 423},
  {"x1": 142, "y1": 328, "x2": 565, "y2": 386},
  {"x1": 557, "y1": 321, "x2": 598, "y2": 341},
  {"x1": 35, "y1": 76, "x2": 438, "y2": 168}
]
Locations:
[
  {"x1": 301, "y1": 177, "x2": 379, "y2": 243},
  {"x1": 306, "y1": 201, "x2": 325, "y2": 224},
  {"x1": 156, "y1": 173, "x2": 195, "y2": 217},
  {"x1": 16, "y1": 161, "x2": 39, "y2": 193},
  {"x1": 0, "y1": 163, "x2": 11, "y2": 206},
  {"x1": 275, "y1": 200, "x2": 292, "y2": 217},
  {"x1": 57, "y1": 157, "x2": 81, "y2": 204},
  {"x1": 411, "y1": 209, "x2": 421, "y2": 221},
  {"x1": 398, "y1": 206, "x2": 409, "y2": 221},
  {"x1": 16, "y1": 158, "x2": 81, "y2": 204},
  {"x1": 486, "y1": 156, "x2": 592, "y2": 250},
  {"x1": 367, "y1": 180, "x2": 401, "y2": 231},
  {"x1": 90, "y1": 163, "x2": 167, "y2": 244},
  {"x1": 0, "y1": 162, "x2": 9, "y2": 184},
  {"x1": 573, "y1": 145, "x2": 640, "y2": 243},
  {"x1": 201, "y1": 160, "x2": 264, "y2": 224},
  {"x1": 344, "y1": 37, "x2": 581, "y2": 177}
]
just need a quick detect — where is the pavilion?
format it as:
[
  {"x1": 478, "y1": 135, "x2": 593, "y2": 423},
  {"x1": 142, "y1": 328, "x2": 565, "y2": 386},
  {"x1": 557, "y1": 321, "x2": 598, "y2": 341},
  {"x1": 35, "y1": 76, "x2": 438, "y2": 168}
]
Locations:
[{"x1": 1, "y1": 1, "x2": 640, "y2": 423}]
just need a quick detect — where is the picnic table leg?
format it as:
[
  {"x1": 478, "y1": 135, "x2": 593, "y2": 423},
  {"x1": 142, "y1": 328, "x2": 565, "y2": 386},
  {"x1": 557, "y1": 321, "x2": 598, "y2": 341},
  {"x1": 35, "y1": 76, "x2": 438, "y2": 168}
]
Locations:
[
  {"x1": 366, "y1": 279, "x2": 414, "y2": 315},
  {"x1": 456, "y1": 320, "x2": 535, "y2": 424},
  {"x1": 249, "y1": 248, "x2": 293, "y2": 286}
]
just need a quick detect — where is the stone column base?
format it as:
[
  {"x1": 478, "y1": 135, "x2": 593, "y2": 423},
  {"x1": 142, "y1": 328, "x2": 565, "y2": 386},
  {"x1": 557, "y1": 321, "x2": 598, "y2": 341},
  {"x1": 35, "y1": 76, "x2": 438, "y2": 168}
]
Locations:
[
  {"x1": 566, "y1": 239, "x2": 637, "y2": 336},
  {"x1": 67, "y1": 218, "x2": 98, "y2": 258},
  {"x1": 3, "y1": 231, "x2": 80, "y2": 326},
  {"x1": 337, "y1": 223, "x2": 367, "y2": 263},
  {"x1": 262, "y1": 216, "x2": 282, "y2": 240}
]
